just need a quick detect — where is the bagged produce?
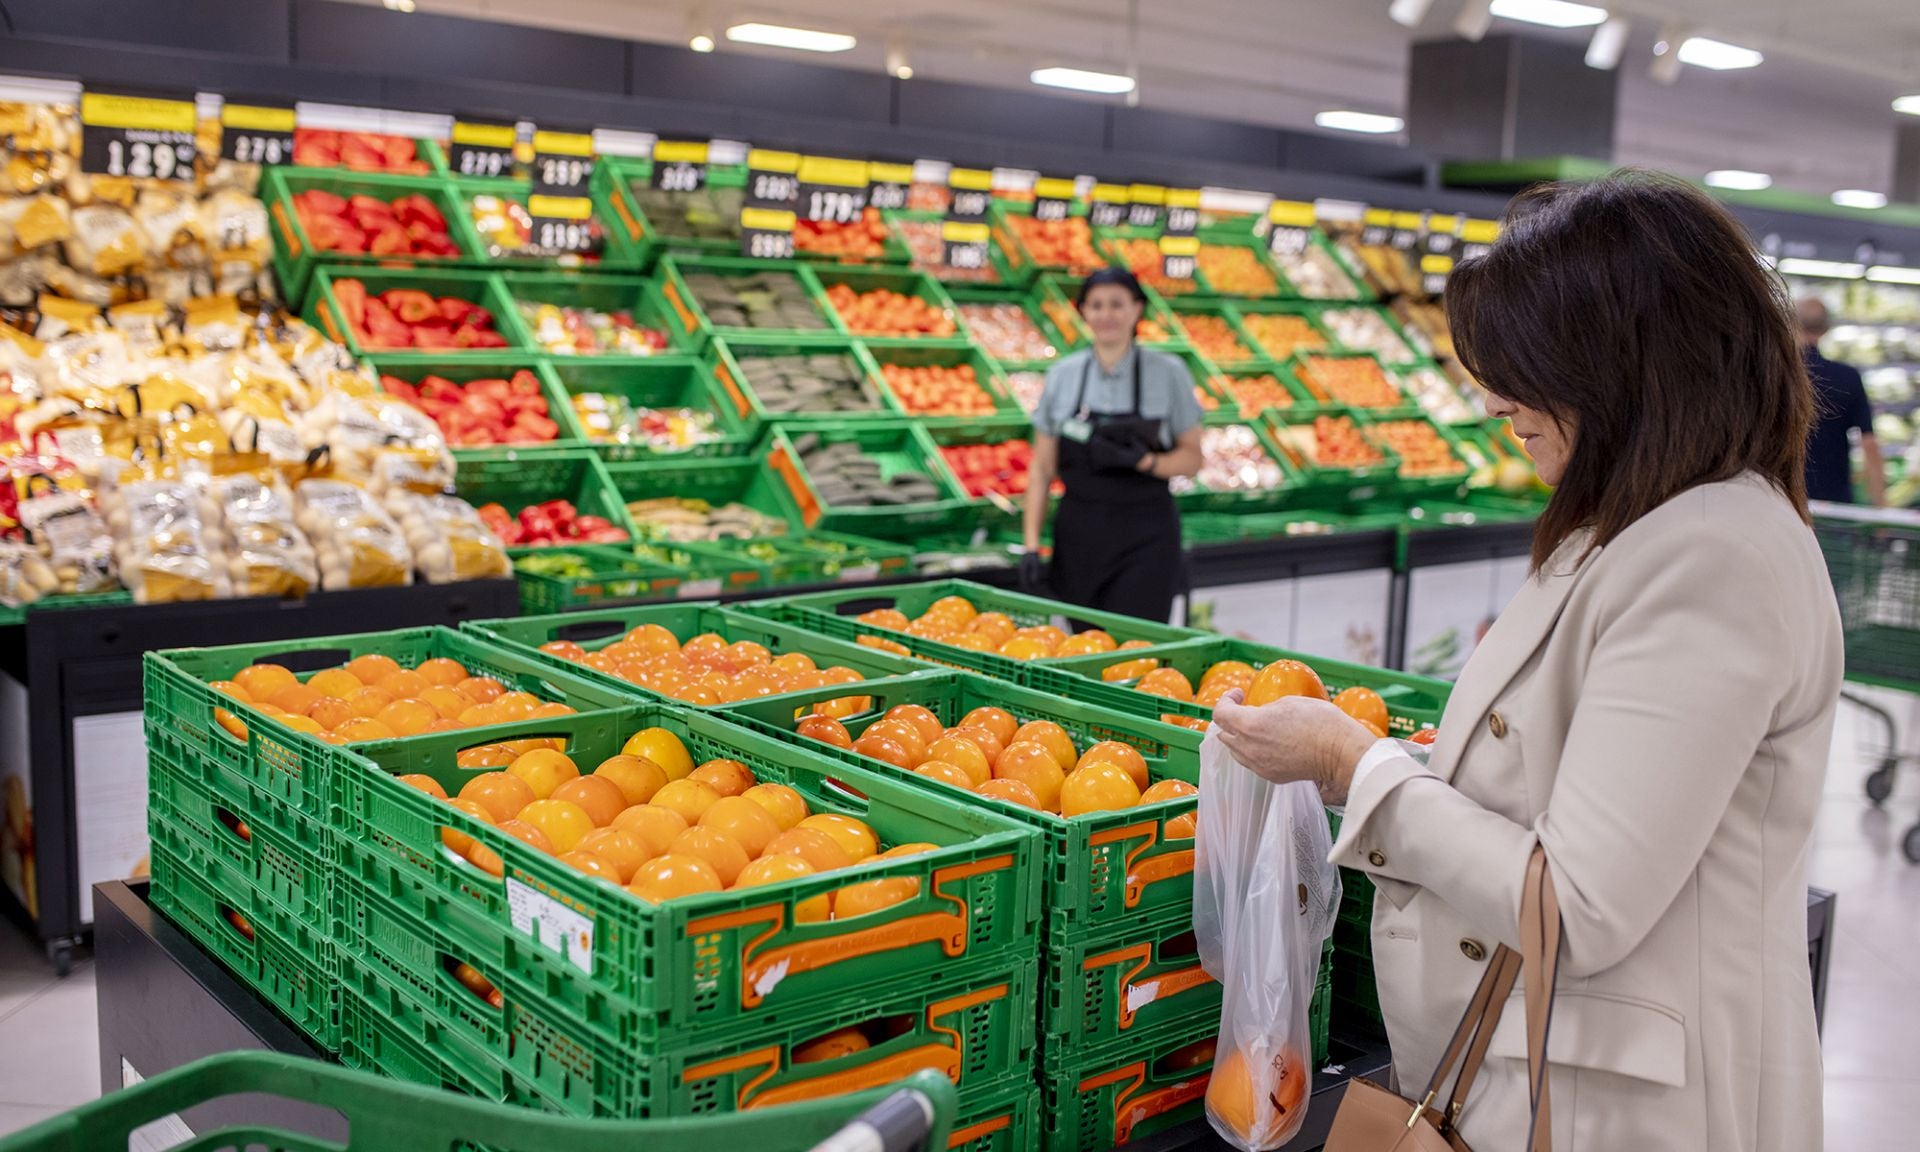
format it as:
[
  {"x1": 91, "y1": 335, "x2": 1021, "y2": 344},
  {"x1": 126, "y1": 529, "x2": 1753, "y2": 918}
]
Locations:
[
  {"x1": 203, "y1": 469, "x2": 318, "y2": 598},
  {"x1": 382, "y1": 489, "x2": 511, "y2": 583},
  {"x1": 3, "y1": 455, "x2": 116, "y2": 595},
  {"x1": 1193, "y1": 727, "x2": 1339, "y2": 1150},
  {"x1": 294, "y1": 477, "x2": 412, "y2": 589},
  {"x1": 0, "y1": 541, "x2": 59, "y2": 607},
  {"x1": 101, "y1": 473, "x2": 227, "y2": 603}
]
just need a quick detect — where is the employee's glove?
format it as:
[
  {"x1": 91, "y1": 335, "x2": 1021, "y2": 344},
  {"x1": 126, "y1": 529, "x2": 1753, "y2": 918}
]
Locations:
[
  {"x1": 1017, "y1": 550, "x2": 1047, "y2": 593},
  {"x1": 1087, "y1": 430, "x2": 1150, "y2": 474}
]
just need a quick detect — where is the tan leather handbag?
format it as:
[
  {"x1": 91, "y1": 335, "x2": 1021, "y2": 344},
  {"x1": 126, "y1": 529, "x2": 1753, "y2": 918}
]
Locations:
[{"x1": 1323, "y1": 847, "x2": 1563, "y2": 1152}]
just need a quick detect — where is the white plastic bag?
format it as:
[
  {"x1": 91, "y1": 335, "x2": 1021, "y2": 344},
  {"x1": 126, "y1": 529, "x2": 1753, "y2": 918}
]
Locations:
[{"x1": 1193, "y1": 727, "x2": 1341, "y2": 1151}]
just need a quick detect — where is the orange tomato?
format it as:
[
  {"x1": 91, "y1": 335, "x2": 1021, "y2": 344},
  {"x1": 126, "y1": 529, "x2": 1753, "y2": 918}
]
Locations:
[
  {"x1": 267, "y1": 682, "x2": 324, "y2": 717},
  {"x1": 559, "y1": 851, "x2": 621, "y2": 881},
  {"x1": 833, "y1": 876, "x2": 919, "y2": 918},
  {"x1": 416, "y1": 657, "x2": 469, "y2": 687},
  {"x1": 232, "y1": 663, "x2": 297, "y2": 701},
  {"x1": 550, "y1": 775, "x2": 627, "y2": 827},
  {"x1": 1333, "y1": 686, "x2": 1390, "y2": 732},
  {"x1": 611, "y1": 804, "x2": 689, "y2": 856},
  {"x1": 621, "y1": 728, "x2": 694, "y2": 780},
  {"x1": 976, "y1": 778, "x2": 1042, "y2": 810},
  {"x1": 925, "y1": 736, "x2": 991, "y2": 787},
  {"x1": 864, "y1": 719, "x2": 928, "y2": 765},
  {"x1": 1200, "y1": 660, "x2": 1255, "y2": 688},
  {"x1": 914, "y1": 760, "x2": 976, "y2": 791},
  {"x1": 994, "y1": 743, "x2": 1067, "y2": 812},
  {"x1": 700, "y1": 796, "x2": 782, "y2": 857},
  {"x1": 1101, "y1": 657, "x2": 1161, "y2": 682},
  {"x1": 851, "y1": 732, "x2": 914, "y2": 771},
  {"x1": 651, "y1": 779, "x2": 721, "y2": 826},
  {"x1": 1136, "y1": 668, "x2": 1196, "y2": 703},
  {"x1": 796, "y1": 714, "x2": 854, "y2": 749},
  {"x1": 883, "y1": 704, "x2": 946, "y2": 747},
  {"x1": 764, "y1": 826, "x2": 855, "y2": 872},
  {"x1": 496, "y1": 818, "x2": 555, "y2": 857},
  {"x1": 375, "y1": 698, "x2": 437, "y2": 737},
  {"x1": 506, "y1": 748, "x2": 579, "y2": 800},
  {"x1": 306, "y1": 668, "x2": 365, "y2": 700},
  {"x1": 1075, "y1": 741, "x2": 1149, "y2": 791},
  {"x1": 689, "y1": 759, "x2": 756, "y2": 798},
  {"x1": 1060, "y1": 762, "x2": 1143, "y2": 817},
  {"x1": 593, "y1": 754, "x2": 669, "y2": 805},
  {"x1": 397, "y1": 773, "x2": 448, "y2": 800},
  {"x1": 1139, "y1": 779, "x2": 1199, "y2": 804},
  {"x1": 1165, "y1": 810, "x2": 1198, "y2": 839},
  {"x1": 627, "y1": 854, "x2": 722, "y2": 902},
  {"x1": 797, "y1": 813, "x2": 878, "y2": 862},
  {"x1": 1245, "y1": 660, "x2": 1328, "y2": 706},
  {"x1": 958, "y1": 706, "x2": 1018, "y2": 747},
  {"x1": 455, "y1": 676, "x2": 507, "y2": 704},
  {"x1": 793, "y1": 1026, "x2": 870, "y2": 1063},
  {"x1": 996, "y1": 636, "x2": 1053, "y2": 662},
  {"x1": 332, "y1": 717, "x2": 397, "y2": 743},
  {"x1": 441, "y1": 798, "x2": 495, "y2": 857},
  {"x1": 1010, "y1": 720, "x2": 1077, "y2": 771},
  {"x1": 344, "y1": 654, "x2": 402, "y2": 685},
  {"x1": 945, "y1": 725, "x2": 1006, "y2": 768},
  {"x1": 669, "y1": 826, "x2": 750, "y2": 886},
  {"x1": 573, "y1": 827, "x2": 651, "y2": 882},
  {"x1": 457, "y1": 772, "x2": 535, "y2": 823},
  {"x1": 417, "y1": 686, "x2": 471, "y2": 721},
  {"x1": 743, "y1": 782, "x2": 809, "y2": 831},
  {"x1": 855, "y1": 607, "x2": 909, "y2": 630}
]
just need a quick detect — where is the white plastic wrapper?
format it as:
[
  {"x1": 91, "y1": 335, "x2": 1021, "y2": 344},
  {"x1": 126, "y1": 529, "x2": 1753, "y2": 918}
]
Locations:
[
  {"x1": 101, "y1": 477, "x2": 229, "y2": 603},
  {"x1": 294, "y1": 478, "x2": 412, "y2": 590},
  {"x1": 0, "y1": 541, "x2": 59, "y2": 607},
  {"x1": 203, "y1": 472, "x2": 318, "y2": 599},
  {"x1": 1193, "y1": 728, "x2": 1340, "y2": 1151},
  {"x1": 382, "y1": 490, "x2": 511, "y2": 584}
]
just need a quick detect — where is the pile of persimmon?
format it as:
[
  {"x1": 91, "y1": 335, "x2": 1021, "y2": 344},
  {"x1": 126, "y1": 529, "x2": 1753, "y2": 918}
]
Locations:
[
  {"x1": 212, "y1": 655, "x2": 577, "y2": 746},
  {"x1": 1095, "y1": 653, "x2": 1408, "y2": 739},
  {"x1": 822, "y1": 283, "x2": 957, "y2": 337},
  {"x1": 852, "y1": 592, "x2": 1155, "y2": 662},
  {"x1": 407, "y1": 725, "x2": 935, "y2": 915},
  {"x1": 532, "y1": 623, "x2": 872, "y2": 711},
  {"x1": 795, "y1": 699, "x2": 1198, "y2": 827},
  {"x1": 880, "y1": 362, "x2": 999, "y2": 416}
]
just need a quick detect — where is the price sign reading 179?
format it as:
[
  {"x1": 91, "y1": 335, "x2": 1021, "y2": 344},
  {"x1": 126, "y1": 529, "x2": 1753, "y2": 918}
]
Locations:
[{"x1": 798, "y1": 156, "x2": 869, "y2": 224}]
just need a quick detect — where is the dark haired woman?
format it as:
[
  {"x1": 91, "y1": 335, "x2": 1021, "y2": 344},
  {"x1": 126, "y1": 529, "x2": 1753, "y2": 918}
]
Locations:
[
  {"x1": 1021, "y1": 267, "x2": 1203, "y2": 621},
  {"x1": 1212, "y1": 172, "x2": 1836, "y2": 1150}
]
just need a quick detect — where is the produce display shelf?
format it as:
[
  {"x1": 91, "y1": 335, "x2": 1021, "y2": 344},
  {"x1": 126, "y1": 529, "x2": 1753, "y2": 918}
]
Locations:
[
  {"x1": 462, "y1": 601, "x2": 935, "y2": 703},
  {"x1": 943, "y1": 284, "x2": 1079, "y2": 368},
  {"x1": 606, "y1": 454, "x2": 805, "y2": 537},
  {"x1": 985, "y1": 201, "x2": 1109, "y2": 281},
  {"x1": 494, "y1": 269, "x2": 698, "y2": 357},
  {"x1": 1199, "y1": 358, "x2": 1316, "y2": 422},
  {"x1": 1261, "y1": 404, "x2": 1408, "y2": 505},
  {"x1": 454, "y1": 446, "x2": 641, "y2": 546},
  {"x1": 707, "y1": 334, "x2": 901, "y2": 425},
  {"x1": 860, "y1": 337, "x2": 1027, "y2": 424},
  {"x1": 1190, "y1": 231, "x2": 1296, "y2": 300},
  {"x1": 765, "y1": 424, "x2": 980, "y2": 540},
  {"x1": 331, "y1": 701, "x2": 1040, "y2": 1052},
  {"x1": 1034, "y1": 273, "x2": 1192, "y2": 354},
  {"x1": 808, "y1": 263, "x2": 971, "y2": 343},
  {"x1": 1091, "y1": 225, "x2": 1205, "y2": 298},
  {"x1": 307, "y1": 266, "x2": 526, "y2": 357},
  {"x1": 450, "y1": 176, "x2": 650, "y2": 272},
  {"x1": 596, "y1": 157, "x2": 749, "y2": 262},
  {"x1": 647, "y1": 254, "x2": 841, "y2": 351},
  {"x1": 540, "y1": 355, "x2": 760, "y2": 461},
  {"x1": 1285, "y1": 348, "x2": 1413, "y2": 411},
  {"x1": 1041, "y1": 903, "x2": 1219, "y2": 1048},
  {"x1": 361, "y1": 353, "x2": 589, "y2": 452},
  {"x1": 510, "y1": 546, "x2": 689, "y2": 615},
  {"x1": 691, "y1": 530, "x2": 917, "y2": 588},
  {"x1": 885, "y1": 208, "x2": 1028, "y2": 287},
  {"x1": 1226, "y1": 298, "x2": 1338, "y2": 363},
  {"x1": 721, "y1": 670, "x2": 1206, "y2": 937},
  {"x1": 263, "y1": 168, "x2": 477, "y2": 310},
  {"x1": 1029, "y1": 634, "x2": 1452, "y2": 736},
  {"x1": 738, "y1": 578, "x2": 1205, "y2": 682},
  {"x1": 1174, "y1": 417, "x2": 1296, "y2": 514}
]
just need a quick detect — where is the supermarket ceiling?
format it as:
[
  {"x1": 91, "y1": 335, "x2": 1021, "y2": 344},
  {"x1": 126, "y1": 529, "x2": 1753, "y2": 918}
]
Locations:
[{"x1": 368, "y1": 0, "x2": 1920, "y2": 198}]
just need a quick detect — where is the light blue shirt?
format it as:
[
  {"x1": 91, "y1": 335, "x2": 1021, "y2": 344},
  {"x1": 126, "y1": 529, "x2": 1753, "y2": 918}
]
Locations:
[{"x1": 1031, "y1": 345, "x2": 1204, "y2": 449}]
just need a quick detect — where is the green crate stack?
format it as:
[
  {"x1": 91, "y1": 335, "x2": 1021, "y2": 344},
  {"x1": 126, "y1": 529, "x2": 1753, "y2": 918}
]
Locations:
[
  {"x1": 1355, "y1": 408, "x2": 1479, "y2": 498},
  {"x1": 1197, "y1": 358, "x2": 1314, "y2": 423},
  {"x1": 1190, "y1": 231, "x2": 1294, "y2": 300},
  {"x1": 462, "y1": 602, "x2": 935, "y2": 701},
  {"x1": 708, "y1": 335, "x2": 898, "y2": 424},
  {"x1": 541, "y1": 356, "x2": 759, "y2": 461},
  {"x1": 143, "y1": 626, "x2": 634, "y2": 824},
  {"x1": 598, "y1": 157, "x2": 750, "y2": 261},
  {"x1": 1324, "y1": 811, "x2": 1385, "y2": 1041},
  {"x1": 807, "y1": 264, "x2": 971, "y2": 343},
  {"x1": 494, "y1": 270, "x2": 697, "y2": 357},
  {"x1": 1176, "y1": 417, "x2": 1296, "y2": 514},
  {"x1": 263, "y1": 168, "x2": 477, "y2": 310},
  {"x1": 648, "y1": 255, "x2": 840, "y2": 351},
  {"x1": 764, "y1": 424, "x2": 978, "y2": 540},
  {"x1": 920, "y1": 416, "x2": 1055, "y2": 524},
  {"x1": 720, "y1": 670, "x2": 1204, "y2": 937},
  {"x1": 1038, "y1": 1011, "x2": 1219, "y2": 1151},
  {"x1": 885, "y1": 209, "x2": 1028, "y2": 288},
  {"x1": 1042, "y1": 903, "x2": 1219, "y2": 1051},
  {"x1": 449, "y1": 177, "x2": 650, "y2": 272},
  {"x1": 985, "y1": 201, "x2": 1107, "y2": 284},
  {"x1": 328, "y1": 702, "x2": 1039, "y2": 1111},
  {"x1": 1028, "y1": 633, "x2": 1451, "y2": 736},
  {"x1": 1261, "y1": 404, "x2": 1407, "y2": 505},
  {"x1": 737, "y1": 578, "x2": 1203, "y2": 681},
  {"x1": 861, "y1": 338, "x2": 1027, "y2": 424},
  {"x1": 1092, "y1": 225, "x2": 1204, "y2": 298},
  {"x1": 306, "y1": 267, "x2": 525, "y2": 357},
  {"x1": 453, "y1": 447, "x2": 639, "y2": 544},
  {"x1": 509, "y1": 547, "x2": 689, "y2": 615},
  {"x1": 360, "y1": 353, "x2": 587, "y2": 452}
]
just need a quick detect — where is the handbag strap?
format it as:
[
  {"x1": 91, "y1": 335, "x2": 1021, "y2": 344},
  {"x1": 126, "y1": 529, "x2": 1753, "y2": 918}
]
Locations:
[{"x1": 1415, "y1": 937, "x2": 1521, "y2": 1120}]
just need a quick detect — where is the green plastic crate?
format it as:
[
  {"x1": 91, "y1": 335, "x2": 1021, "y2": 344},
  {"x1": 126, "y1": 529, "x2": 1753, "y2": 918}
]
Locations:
[
  {"x1": 886, "y1": 209, "x2": 1026, "y2": 287},
  {"x1": 1266, "y1": 228, "x2": 1376, "y2": 302},
  {"x1": 543, "y1": 356, "x2": 758, "y2": 461},
  {"x1": 149, "y1": 836, "x2": 339, "y2": 1050},
  {"x1": 1043, "y1": 906, "x2": 1217, "y2": 1047},
  {"x1": 920, "y1": 417, "x2": 1054, "y2": 521},
  {"x1": 330, "y1": 701, "x2": 1040, "y2": 1048},
  {"x1": 987, "y1": 201, "x2": 1108, "y2": 280},
  {"x1": 1198, "y1": 360, "x2": 1313, "y2": 422},
  {"x1": 463, "y1": 602, "x2": 935, "y2": 701},
  {"x1": 143, "y1": 625, "x2": 634, "y2": 821},
  {"x1": 454, "y1": 447, "x2": 638, "y2": 544},
  {"x1": 1093, "y1": 225, "x2": 1203, "y2": 298},
  {"x1": 790, "y1": 208, "x2": 912, "y2": 268},
  {"x1": 951, "y1": 1077, "x2": 1043, "y2": 1152},
  {"x1": 263, "y1": 168, "x2": 475, "y2": 309},
  {"x1": 696, "y1": 530, "x2": 916, "y2": 588},
  {"x1": 359, "y1": 353, "x2": 587, "y2": 451},
  {"x1": 1287, "y1": 349, "x2": 1412, "y2": 411},
  {"x1": 1030, "y1": 634, "x2": 1451, "y2": 736},
  {"x1": 511, "y1": 546, "x2": 687, "y2": 615},
  {"x1": 1227, "y1": 299, "x2": 1336, "y2": 364},
  {"x1": 708, "y1": 335, "x2": 897, "y2": 424},
  {"x1": 1313, "y1": 302, "x2": 1425, "y2": 365},
  {"x1": 1262, "y1": 405, "x2": 1407, "y2": 505},
  {"x1": 1167, "y1": 298, "x2": 1265, "y2": 372},
  {"x1": 722, "y1": 670, "x2": 1204, "y2": 936},
  {"x1": 1352, "y1": 408, "x2": 1478, "y2": 496},
  {"x1": 493, "y1": 270, "x2": 695, "y2": 357},
  {"x1": 648, "y1": 255, "x2": 838, "y2": 350},
  {"x1": 1173, "y1": 419, "x2": 1295, "y2": 513},
  {"x1": 451, "y1": 178, "x2": 650, "y2": 271},
  {"x1": 607, "y1": 454, "x2": 803, "y2": 537},
  {"x1": 306, "y1": 266, "x2": 524, "y2": 357},
  {"x1": 739, "y1": 578, "x2": 1203, "y2": 682},
  {"x1": 338, "y1": 920, "x2": 1035, "y2": 1120},
  {"x1": 944, "y1": 284, "x2": 1078, "y2": 369},
  {"x1": 287, "y1": 133, "x2": 449, "y2": 178},
  {"x1": 766, "y1": 424, "x2": 978, "y2": 540},
  {"x1": 599, "y1": 158, "x2": 750, "y2": 260},
  {"x1": 807, "y1": 264, "x2": 969, "y2": 342},
  {"x1": 862, "y1": 338, "x2": 1026, "y2": 424},
  {"x1": 1190, "y1": 233, "x2": 1292, "y2": 300}
]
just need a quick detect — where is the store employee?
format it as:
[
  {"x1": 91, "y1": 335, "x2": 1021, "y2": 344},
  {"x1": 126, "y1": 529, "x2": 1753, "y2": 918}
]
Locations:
[{"x1": 1022, "y1": 268, "x2": 1203, "y2": 622}]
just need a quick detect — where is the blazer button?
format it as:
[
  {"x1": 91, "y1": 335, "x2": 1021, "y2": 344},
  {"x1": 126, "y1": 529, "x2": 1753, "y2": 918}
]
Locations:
[
  {"x1": 1488, "y1": 712, "x2": 1508, "y2": 739},
  {"x1": 1367, "y1": 850, "x2": 1387, "y2": 867},
  {"x1": 1460, "y1": 939, "x2": 1487, "y2": 962}
]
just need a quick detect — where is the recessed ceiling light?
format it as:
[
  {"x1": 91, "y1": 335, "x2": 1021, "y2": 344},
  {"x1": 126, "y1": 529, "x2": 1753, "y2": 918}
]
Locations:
[
  {"x1": 1896, "y1": 95, "x2": 1920, "y2": 116},
  {"x1": 1677, "y1": 37, "x2": 1763, "y2": 70},
  {"x1": 1585, "y1": 18, "x2": 1630, "y2": 69},
  {"x1": 1776, "y1": 258, "x2": 1865, "y2": 279},
  {"x1": 1832, "y1": 189, "x2": 1888, "y2": 210},
  {"x1": 724, "y1": 22, "x2": 856, "y2": 53},
  {"x1": 1490, "y1": 0, "x2": 1608, "y2": 29},
  {"x1": 1315, "y1": 110, "x2": 1405, "y2": 134},
  {"x1": 1030, "y1": 67, "x2": 1135, "y2": 95},
  {"x1": 689, "y1": 34, "x2": 715, "y2": 52},
  {"x1": 1705, "y1": 169, "x2": 1771, "y2": 191},
  {"x1": 382, "y1": 0, "x2": 415, "y2": 11},
  {"x1": 1388, "y1": 0, "x2": 1436, "y2": 28}
]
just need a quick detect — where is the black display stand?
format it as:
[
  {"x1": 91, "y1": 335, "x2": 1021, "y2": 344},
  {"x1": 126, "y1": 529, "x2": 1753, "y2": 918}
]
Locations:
[
  {"x1": 0, "y1": 580, "x2": 520, "y2": 972},
  {"x1": 93, "y1": 880, "x2": 1388, "y2": 1151}
]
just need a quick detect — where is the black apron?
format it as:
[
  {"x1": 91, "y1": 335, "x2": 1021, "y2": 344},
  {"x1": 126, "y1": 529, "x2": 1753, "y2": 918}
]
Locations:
[{"x1": 1050, "y1": 348, "x2": 1183, "y2": 623}]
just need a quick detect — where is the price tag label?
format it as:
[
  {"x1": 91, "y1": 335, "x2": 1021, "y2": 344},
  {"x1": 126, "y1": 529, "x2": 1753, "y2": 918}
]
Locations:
[
  {"x1": 942, "y1": 220, "x2": 991, "y2": 269},
  {"x1": 1269, "y1": 201, "x2": 1316, "y2": 260},
  {"x1": 744, "y1": 149, "x2": 800, "y2": 209},
  {"x1": 945, "y1": 167, "x2": 993, "y2": 267},
  {"x1": 947, "y1": 167, "x2": 993, "y2": 221},
  {"x1": 1160, "y1": 188, "x2": 1201, "y2": 279},
  {"x1": 218, "y1": 99, "x2": 294, "y2": 165},
  {"x1": 1390, "y1": 211, "x2": 1424, "y2": 252},
  {"x1": 1460, "y1": 218, "x2": 1500, "y2": 262},
  {"x1": 1158, "y1": 234, "x2": 1200, "y2": 280},
  {"x1": 1033, "y1": 177, "x2": 1077, "y2": 223},
  {"x1": 1089, "y1": 183, "x2": 1130, "y2": 229},
  {"x1": 1360, "y1": 208, "x2": 1393, "y2": 248},
  {"x1": 447, "y1": 117, "x2": 517, "y2": 179},
  {"x1": 1164, "y1": 188, "x2": 1200, "y2": 236},
  {"x1": 741, "y1": 206, "x2": 797, "y2": 259},
  {"x1": 798, "y1": 156, "x2": 869, "y2": 223},
  {"x1": 651, "y1": 139, "x2": 708, "y2": 191},
  {"x1": 1126, "y1": 184, "x2": 1165, "y2": 229},
  {"x1": 530, "y1": 128, "x2": 596, "y2": 253},
  {"x1": 867, "y1": 160, "x2": 913, "y2": 212},
  {"x1": 79, "y1": 88, "x2": 197, "y2": 181}
]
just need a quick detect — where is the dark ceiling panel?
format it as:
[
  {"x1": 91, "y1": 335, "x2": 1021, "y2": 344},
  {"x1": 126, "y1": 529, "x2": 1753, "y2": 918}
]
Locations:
[
  {"x1": 1112, "y1": 107, "x2": 1283, "y2": 169},
  {"x1": 6, "y1": 0, "x2": 291, "y2": 60},
  {"x1": 0, "y1": 37, "x2": 384, "y2": 107},
  {"x1": 628, "y1": 42, "x2": 892, "y2": 131},
  {"x1": 896, "y1": 78, "x2": 1108, "y2": 154},
  {"x1": 293, "y1": 0, "x2": 626, "y2": 95}
]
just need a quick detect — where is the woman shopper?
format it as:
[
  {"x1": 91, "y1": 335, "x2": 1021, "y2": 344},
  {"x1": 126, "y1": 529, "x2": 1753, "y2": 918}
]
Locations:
[
  {"x1": 1213, "y1": 172, "x2": 1837, "y2": 1151},
  {"x1": 1020, "y1": 267, "x2": 1203, "y2": 622}
]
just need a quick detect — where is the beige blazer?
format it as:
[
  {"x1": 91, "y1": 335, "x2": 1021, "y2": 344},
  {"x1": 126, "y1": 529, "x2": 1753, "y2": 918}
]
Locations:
[{"x1": 1330, "y1": 473, "x2": 1840, "y2": 1151}]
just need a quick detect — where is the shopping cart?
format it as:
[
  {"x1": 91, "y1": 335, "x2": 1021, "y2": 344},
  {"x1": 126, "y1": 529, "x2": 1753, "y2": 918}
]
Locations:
[
  {"x1": 0, "y1": 1051, "x2": 957, "y2": 1152},
  {"x1": 1813, "y1": 503, "x2": 1920, "y2": 861}
]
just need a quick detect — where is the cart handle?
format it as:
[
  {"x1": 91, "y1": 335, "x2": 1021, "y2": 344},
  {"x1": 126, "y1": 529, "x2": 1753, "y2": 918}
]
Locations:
[{"x1": 804, "y1": 1086, "x2": 942, "y2": 1152}]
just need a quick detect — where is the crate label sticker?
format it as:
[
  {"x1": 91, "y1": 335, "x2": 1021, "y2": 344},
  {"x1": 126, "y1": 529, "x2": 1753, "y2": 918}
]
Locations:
[
  {"x1": 448, "y1": 118, "x2": 517, "y2": 179},
  {"x1": 838, "y1": 562, "x2": 880, "y2": 583},
  {"x1": 678, "y1": 578, "x2": 723, "y2": 599},
  {"x1": 80, "y1": 89, "x2": 197, "y2": 181},
  {"x1": 753, "y1": 957, "x2": 793, "y2": 998},
  {"x1": 507, "y1": 876, "x2": 593, "y2": 972},
  {"x1": 219, "y1": 100, "x2": 295, "y2": 165},
  {"x1": 1126, "y1": 979, "x2": 1162, "y2": 1013}
]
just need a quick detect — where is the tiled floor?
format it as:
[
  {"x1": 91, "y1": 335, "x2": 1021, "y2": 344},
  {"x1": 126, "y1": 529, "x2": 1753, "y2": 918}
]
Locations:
[{"x1": 0, "y1": 693, "x2": 1916, "y2": 1146}]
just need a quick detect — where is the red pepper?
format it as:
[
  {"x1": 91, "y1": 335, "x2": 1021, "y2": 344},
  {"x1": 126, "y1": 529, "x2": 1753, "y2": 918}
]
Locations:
[
  {"x1": 332, "y1": 278, "x2": 367, "y2": 332},
  {"x1": 383, "y1": 289, "x2": 439, "y2": 324}
]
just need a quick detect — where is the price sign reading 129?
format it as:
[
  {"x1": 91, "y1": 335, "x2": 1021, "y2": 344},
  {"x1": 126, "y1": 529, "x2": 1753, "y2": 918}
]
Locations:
[{"x1": 79, "y1": 88, "x2": 197, "y2": 182}]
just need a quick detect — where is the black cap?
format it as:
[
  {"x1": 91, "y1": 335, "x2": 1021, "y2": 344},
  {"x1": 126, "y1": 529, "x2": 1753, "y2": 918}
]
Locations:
[{"x1": 1075, "y1": 266, "x2": 1147, "y2": 309}]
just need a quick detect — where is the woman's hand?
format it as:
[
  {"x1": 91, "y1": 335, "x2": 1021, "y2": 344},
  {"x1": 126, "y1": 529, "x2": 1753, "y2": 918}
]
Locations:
[{"x1": 1211, "y1": 690, "x2": 1381, "y2": 806}]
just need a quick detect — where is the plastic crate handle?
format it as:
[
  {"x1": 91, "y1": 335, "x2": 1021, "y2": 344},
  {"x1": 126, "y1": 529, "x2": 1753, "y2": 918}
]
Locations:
[
  {"x1": 1090, "y1": 820, "x2": 1197, "y2": 909},
  {"x1": 1082, "y1": 940, "x2": 1216, "y2": 1029},
  {"x1": 1081, "y1": 1062, "x2": 1211, "y2": 1145}
]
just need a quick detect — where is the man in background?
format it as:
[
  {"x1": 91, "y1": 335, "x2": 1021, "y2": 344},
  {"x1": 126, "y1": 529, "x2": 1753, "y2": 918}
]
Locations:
[{"x1": 1797, "y1": 297, "x2": 1886, "y2": 506}]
